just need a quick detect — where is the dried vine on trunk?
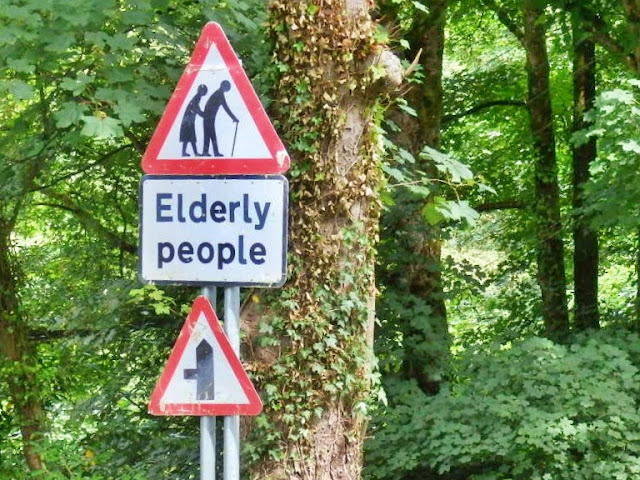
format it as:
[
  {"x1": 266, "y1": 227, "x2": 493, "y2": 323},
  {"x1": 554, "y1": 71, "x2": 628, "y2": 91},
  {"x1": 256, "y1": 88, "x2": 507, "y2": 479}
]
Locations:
[{"x1": 242, "y1": 1, "x2": 400, "y2": 478}]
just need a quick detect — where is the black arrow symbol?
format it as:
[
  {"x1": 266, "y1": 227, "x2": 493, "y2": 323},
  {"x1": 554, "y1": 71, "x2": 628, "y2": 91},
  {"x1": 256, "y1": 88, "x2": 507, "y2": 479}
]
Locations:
[{"x1": 184, "y1": 339, "x2": 214, "y2": 400}]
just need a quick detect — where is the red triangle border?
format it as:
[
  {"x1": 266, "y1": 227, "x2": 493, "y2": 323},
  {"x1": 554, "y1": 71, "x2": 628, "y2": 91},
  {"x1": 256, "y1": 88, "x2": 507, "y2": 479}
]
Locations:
[
  {"x1": 141, "y1": 22, "x2": 289, "y2": 175},
  {"x1": 148, "y1": 296, "x2": 263, "y2": 416}
]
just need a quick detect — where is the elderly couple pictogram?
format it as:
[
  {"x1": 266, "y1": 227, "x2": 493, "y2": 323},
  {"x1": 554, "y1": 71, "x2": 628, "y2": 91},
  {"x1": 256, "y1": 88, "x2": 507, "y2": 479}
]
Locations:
[{"x1": 180, "y1": 81, "x2": 239, "y2": 157}]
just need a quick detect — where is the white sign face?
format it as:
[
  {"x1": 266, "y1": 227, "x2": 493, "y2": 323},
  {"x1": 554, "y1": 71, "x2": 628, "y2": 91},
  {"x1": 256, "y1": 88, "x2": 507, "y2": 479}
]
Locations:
[
  {"x1": 141, "y1": 21, "x2": 289, "y2": 175},
  {"x1": 161, "y1": 310, "x2": 249, "y2": 405},
  {"x1": 148, "y1": 296, "x2": 262, "y2": 416},
  {"x1": 139, "y1": 175, "x2": 288, "y2": 286},
  {"x1": 156, "y1": 43, "x2": 272, "y2": 161}
]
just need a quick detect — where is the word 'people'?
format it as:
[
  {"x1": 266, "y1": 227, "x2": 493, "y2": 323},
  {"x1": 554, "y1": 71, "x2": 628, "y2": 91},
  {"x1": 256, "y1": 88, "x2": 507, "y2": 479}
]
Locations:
[{"x1": 180, "y1": 81, "x2": 239, "y2": 157}]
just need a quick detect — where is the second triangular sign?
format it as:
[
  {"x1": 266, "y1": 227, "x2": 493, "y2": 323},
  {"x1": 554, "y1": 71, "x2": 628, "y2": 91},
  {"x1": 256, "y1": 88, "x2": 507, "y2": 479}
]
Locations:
[
  {"x1": 141, "y1": 22, "x2": 289, "y2": 175},
  {"x1": 148, "y1": 296, "x2": 262, "y2": 416}
]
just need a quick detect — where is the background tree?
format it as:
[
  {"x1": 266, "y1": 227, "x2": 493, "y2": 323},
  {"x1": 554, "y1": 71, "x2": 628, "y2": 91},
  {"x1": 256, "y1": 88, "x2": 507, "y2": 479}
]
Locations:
[
  {"x1": 0, "y1": 1, "x2": 270, "y2": 477},
  {"x1": 375, "y1": 0, "x2": 452, "y2": 397},
  {"x1": 571, "y1": 13, "x2": 599, "y2": 330}
]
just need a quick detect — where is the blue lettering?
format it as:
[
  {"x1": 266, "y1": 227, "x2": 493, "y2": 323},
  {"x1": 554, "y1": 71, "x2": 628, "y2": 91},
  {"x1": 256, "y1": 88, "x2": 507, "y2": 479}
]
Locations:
[{"x1": 157, "y1": 193, "x2": 173, "y2": 222}]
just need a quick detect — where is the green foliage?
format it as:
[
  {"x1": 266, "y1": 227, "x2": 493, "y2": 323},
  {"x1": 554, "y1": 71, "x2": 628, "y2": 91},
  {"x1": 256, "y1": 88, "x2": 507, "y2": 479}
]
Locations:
[
  {"x1": 0, "y1": 0, "x2": 270, "y2": 478},
  {"x1": 381, "y1": 127, "x2": 486, "y2": 227},
  {"x1": 2, "y1": 0, "x2": 640, "y2": 478},
  {"x1": 445, "y1": 237, "x2": 544, "y2": 352},
  {"x1": 573, "y1": 79, "x2": 640, "y2": 229},
  {"x1": 376, "y1": 0, "x2": 432, "y2": 36},
  {"x1": 366, "y1": 329, "x2": 640, "y2": 480}
]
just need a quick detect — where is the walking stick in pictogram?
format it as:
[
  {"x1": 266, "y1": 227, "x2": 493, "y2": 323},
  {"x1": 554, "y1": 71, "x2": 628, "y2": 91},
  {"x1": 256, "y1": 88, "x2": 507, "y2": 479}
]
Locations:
[{"x1": 231, "y1": 121, "x2": 239, "y2": 157}]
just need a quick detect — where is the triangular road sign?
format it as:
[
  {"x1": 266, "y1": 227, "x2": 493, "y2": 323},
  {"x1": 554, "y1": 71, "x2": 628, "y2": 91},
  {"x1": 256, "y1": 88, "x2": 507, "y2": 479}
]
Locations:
[
  {"x1": 148, "y1": 296, "x2": 262, "y2": 416},
  {"x1": 141, "y1": 22, "x2": 289, "y2": 175}
]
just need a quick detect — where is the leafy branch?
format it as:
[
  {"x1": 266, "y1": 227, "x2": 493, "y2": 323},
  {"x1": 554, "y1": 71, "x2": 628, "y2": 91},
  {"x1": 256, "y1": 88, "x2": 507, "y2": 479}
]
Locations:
[{"x1": 36, "y1": 190, "x2": 137, "y2": 254}]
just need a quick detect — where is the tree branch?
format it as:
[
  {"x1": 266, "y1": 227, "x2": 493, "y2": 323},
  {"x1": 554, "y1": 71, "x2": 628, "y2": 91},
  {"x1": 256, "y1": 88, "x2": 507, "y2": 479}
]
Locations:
[
  {"x1": 481, "y1": 0, "x2": 525, "y2": 45},
  {"x1": 36, "y1": 192, "x2": 137, "y2": 254},
  {"x1": 474, "y1": 199, "x2": 526, "y2": 212},
  {"x1": 570, "y1": 2, "x2": 639, "y2": 73},
  {"x1": 443, "y1": 99, "x2": 526, "y2": 124},
  {"x1": 29, "y1": 144, "x2": 133, "y2": 194}
]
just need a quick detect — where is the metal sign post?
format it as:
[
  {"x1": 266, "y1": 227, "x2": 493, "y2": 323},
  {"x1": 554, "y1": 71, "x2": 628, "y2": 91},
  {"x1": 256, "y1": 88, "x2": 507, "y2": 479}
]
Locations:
[
  {"x1": 142, "y1": 22, "x2": 289, "y2": 480},
  {"x1": 201, "y1": 286, "x2": 217, "y2": 480},
  {"x1": 223, "y1": 287, "x2": 241, "y2": 480}
]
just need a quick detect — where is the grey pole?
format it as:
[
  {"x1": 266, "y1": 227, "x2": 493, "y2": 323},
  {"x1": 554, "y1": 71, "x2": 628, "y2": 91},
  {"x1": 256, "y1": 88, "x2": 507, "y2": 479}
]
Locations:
[
  {"x1": 201, "y1": 286, "x2": 217, "y2": 480},
  {"x1": 223, "y1": 286, "x2": 241, "y2": 480}
]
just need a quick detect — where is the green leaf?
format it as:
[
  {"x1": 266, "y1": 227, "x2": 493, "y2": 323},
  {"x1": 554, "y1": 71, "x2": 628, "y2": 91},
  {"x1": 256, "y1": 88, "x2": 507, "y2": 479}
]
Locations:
[
  {"x1": 80, "y1": 115, "x2": 123, "y2": 139},
  {"x1": 2, "y1": 79, "x2": 35, "y2": 100},
  {"x1": 59, "y1": 74, "x2": 95, "y2": 95},
  {"x1": 54, "y1": 102, "x2": 86, "y2": 128},
  {"x1": 422, "y1": 198, "x2": 446, "y2": 225},
  {"x1": 413, "y1": 1, "x2": 430, "y2": 13},
  {"x1": 114, "y1": 98, "x2": 146, "y2": 127},
  {"x1": 383, "y1": 165, "x2": 407, "y2": 183},
  {"x1": 620, "y1": 140, "x2": 640, "y2": 154},
  {"x1": 438, "y1": 200, "x2": 479, "y2": 225},
  {"x1": 396, "y1": 147, "x2": 416, "y2": 164},
  {"x1": 421, "y1": 146, "x2": 473, "y2": 183},
  {"x1": 406, "y1": 184, "x2": 432, "y2": 197},
  {"x1": 7, "y1": 58, "x2": 35, "y2": 74},
  {"x1": 396, "y1": 98, "x2": 418, "y2": 117}
]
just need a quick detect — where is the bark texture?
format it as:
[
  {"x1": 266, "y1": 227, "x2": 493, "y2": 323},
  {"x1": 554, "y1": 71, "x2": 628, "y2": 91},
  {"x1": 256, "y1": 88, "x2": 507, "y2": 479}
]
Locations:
[
  {"x1": 572, "y1": 21, "x2": 600, "y2": 331},
  {"x1": 0, "y1": 224, "x2": 44, "y2": 472},
  {"x1": 244, "y1": 1, "x2": 400, "y2": 478},
  {"x1": 382, "y1": 0, "x2": 450, "y2": 394},
  {"x1": 522, "y1": 0, "x2": 569, "y2": 338}
]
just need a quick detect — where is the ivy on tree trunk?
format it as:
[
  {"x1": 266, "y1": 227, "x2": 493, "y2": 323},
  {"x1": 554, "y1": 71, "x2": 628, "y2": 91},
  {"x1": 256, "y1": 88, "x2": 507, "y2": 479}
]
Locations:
[
  {"x1": 523, "y1": 0, "x2": 569, "y2": 338},
  {"x1": 0, "y1": 225, "x2": 44, "y2": 472},
  {"x1": 243, "y1": 1, "x2": 400, "y2": 478}
]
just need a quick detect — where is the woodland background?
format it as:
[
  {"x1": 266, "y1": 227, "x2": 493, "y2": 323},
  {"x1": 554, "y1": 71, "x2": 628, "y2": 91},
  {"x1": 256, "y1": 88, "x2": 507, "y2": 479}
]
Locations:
[{"x1": 2, "y1": 0, "x2": 640, "y2": 479}]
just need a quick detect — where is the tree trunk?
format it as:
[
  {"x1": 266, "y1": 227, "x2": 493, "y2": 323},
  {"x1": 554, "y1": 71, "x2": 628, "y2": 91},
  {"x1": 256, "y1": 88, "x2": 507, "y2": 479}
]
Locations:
[
  {"x1": 0, "y1": 224, "x2": 45, "y2": 472},
  {"x1": 245, "y1": 1, "x2": 400, "y2": 478},
  {"x1": 399, "y1": 0, "x2": 450, "y2": 394},
  {"x1": 636, "y1": 226, "x2": 640, "y2": 328},
  {"x1": 622, "y1": 0, "x2": 640, "y2": 73},
  {"x1": 522, "y1": 0, "x2": 570, "y2": 339},
  {"x1": 572, "y1": 21, "x2": 600, "y2": 331}
]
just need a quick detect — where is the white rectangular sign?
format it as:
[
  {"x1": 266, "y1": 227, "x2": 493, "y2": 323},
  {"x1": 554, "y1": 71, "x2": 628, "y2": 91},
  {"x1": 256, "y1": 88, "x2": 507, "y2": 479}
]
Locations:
[{"x1": 139, "y1": 175, "x2": 288, "y2": 286}]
